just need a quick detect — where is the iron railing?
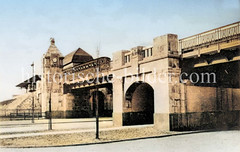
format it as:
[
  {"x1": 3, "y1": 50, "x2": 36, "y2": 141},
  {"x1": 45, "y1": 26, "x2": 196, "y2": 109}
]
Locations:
[
  {"x1": 0, "y1": 109, "x2": 41, "y2": 117},
  {"x1": 9, "y1": 112, "x2": 45, "y2": 120},
  {"x1": 179, "y1": 21, "x2": 240, "y2": 53}
]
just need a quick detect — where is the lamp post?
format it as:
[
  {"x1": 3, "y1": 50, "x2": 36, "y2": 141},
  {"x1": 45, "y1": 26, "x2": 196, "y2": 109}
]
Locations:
[
  {"x1": 95, "y1": 48, "x2": 100, "y2": 139},
  {"x1": 95, "y1": 65, "x2": 99, "y2": 139},
  {"x1": 96, "y1": 104, "x2": 99, "y2": 139},
  {"x1": 31, "y1": 62, "x2": 35, "y2": 123},
  {"x1": 48, "y1": 68, "x2": 53, "y2": 130},
  {"x1": 48, "y1": 92, "x2": 52, "y2": 130}
]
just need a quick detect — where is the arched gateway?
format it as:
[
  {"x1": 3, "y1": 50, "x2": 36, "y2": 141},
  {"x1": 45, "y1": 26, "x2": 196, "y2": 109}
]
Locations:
[
  {"x1": 111, "y1": 34, "x2": 180, "y2": 131},
  {"x1": 123, "y1": 82, "x2": 154, "y2": 125}
]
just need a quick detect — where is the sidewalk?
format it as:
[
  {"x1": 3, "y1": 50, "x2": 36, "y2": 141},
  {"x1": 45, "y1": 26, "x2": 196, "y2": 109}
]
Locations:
[
  {"x1": 0, "y1": 123, "x2": 153, "y2": 139},
  {"x1": 0, "y1": 118, "x2": 203, "y2": 148},
  {"x1": 0, "y1": 117, "x2": 112, "y2": 126},
  {"x1": 0, "y1": 123, "x2": 180, "y2": 148},
  {"x1": 0, "y1": 118, "x2": 202, "y2": 148}
]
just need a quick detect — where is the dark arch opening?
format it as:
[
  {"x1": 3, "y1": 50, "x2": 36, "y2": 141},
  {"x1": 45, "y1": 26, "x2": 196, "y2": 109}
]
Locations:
[
  {"x1": 91, "y1": 91, "x2": 105, "y2": 117},
  {"x1": 123, "y1": 81, "x2": 154, "y2": 125}
]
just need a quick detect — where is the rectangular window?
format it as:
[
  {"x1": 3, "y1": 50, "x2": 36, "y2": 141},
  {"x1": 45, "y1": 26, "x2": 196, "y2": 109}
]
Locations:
[
  {"x1": 124, "y1": 55, "x2": 131, "y2": 63},
  {"x1": 124, "y1": 56, "x2": 127, "y2": 63},
  {"x1": 127, "y1": 55, "x2": 130, "y2": 62},
  {"x1": 141, "y1": 50, "x2": 145, "y2": 58}
]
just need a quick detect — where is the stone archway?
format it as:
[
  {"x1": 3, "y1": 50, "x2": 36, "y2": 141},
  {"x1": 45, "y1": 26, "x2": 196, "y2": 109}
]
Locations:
[{"x1": 123, "y1": 81, "x2": 154, "y2": 125}]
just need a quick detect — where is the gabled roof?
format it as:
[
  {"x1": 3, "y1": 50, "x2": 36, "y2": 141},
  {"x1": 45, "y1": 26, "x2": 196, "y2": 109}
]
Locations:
[{"x1": 63, "y1": 48, "x2": 93, "y2": 66}]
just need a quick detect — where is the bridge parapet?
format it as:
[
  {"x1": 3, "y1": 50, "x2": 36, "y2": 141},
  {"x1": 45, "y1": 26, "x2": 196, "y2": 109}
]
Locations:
[{"x1": 180, "y1": 21, "x2": 240, "y2": 58}]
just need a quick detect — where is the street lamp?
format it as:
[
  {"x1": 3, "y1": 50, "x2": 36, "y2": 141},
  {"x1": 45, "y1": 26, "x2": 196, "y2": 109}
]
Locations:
[
  {"x1": 30, "y1": 62, "x2": 35, "y2": 123},
  {"x1": 95, "y1": 60, "x2": 100, "y2": 139},
  {"x1": 48, "y1": 92, "x2": 52, "y2": 130},
  {"x1": 48, "y1": 69, "x2": 53, "y2": 130}
]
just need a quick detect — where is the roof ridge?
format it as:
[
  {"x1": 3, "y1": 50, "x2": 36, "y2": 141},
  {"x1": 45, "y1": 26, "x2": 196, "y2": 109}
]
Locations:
[
  {"x1": 63, "y1": 47, "x2": 93, "y2": 66},
  {"x1": 75, "y1": 47, "x2": 92, "y2": 56}
]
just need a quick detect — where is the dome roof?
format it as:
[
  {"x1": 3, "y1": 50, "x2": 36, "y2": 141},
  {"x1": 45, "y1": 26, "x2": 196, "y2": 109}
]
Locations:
[
  {"x1": 45, "y1": 38, "x2": 63, "y2": 57},
  {"x1": 63, "y1": 48, "x2": 93, "y2": 66}
]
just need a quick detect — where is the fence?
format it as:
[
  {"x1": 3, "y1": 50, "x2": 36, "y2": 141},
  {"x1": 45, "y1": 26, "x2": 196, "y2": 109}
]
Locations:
[
  {"x1": 9, "y1": 112, "x2": 46, "y2": 120},
  {"x1": 0, "y1": 109, "x2": 43, "y2": 120}
]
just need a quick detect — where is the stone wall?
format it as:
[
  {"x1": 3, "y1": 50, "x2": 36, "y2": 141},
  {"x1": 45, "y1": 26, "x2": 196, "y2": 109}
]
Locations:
[{"x1": 170, "y1": 86, "x2": 240, "y2": 130}]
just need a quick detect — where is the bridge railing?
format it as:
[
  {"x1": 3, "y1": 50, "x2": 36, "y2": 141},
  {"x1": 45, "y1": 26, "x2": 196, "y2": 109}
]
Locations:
[{"x1": 179, "y1": 21, "x2": 240, "y2": 53}]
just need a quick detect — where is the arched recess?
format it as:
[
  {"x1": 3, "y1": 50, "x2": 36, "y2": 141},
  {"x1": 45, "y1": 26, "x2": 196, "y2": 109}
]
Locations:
[
  {"x1": 123, "y1": 81, "x2": 154, "y2": 125},
  {"x1": 91, "y1": 91, "x2": 105, "y2": 117}
]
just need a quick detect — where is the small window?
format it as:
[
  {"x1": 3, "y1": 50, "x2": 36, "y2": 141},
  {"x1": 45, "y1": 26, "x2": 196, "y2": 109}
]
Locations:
[
  {"x1": 124, "y1": 56, "x2": 127, "y2": 63},
  {"x1": 124, "y1": 55, "x2": 131, "y2": 63},
  {"x1": 142, "y1": 50, "x2": 145, "y2": 58}
]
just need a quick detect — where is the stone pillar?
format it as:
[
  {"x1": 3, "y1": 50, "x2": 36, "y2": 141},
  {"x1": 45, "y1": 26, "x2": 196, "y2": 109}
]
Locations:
[
  {"x1": 152, "y1": 71, "x2": 170, "y2": 131},
  {"x1": 112, "y1": 50, "x2": 129, "y2": 126},
  {"x1": 112, "y1": 78, "x2": 124, "y2": 126},
  {"x1": 152, "y1": 34, "x2": 179, "y2": 131}
]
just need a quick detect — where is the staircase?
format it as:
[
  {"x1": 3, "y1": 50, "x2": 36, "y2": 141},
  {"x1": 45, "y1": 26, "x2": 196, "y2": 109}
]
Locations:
[{"x1": 0, "y1": 93, "x2": 41, "y2": 117}]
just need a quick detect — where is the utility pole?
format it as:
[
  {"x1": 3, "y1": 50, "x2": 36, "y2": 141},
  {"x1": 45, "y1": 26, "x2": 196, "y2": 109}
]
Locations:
[{"x1": 31, "y1": 62, "x2": 35, "y2": 123}]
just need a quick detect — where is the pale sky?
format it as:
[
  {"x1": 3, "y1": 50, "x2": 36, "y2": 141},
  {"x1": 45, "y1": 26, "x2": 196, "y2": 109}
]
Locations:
[{"x1": 0, "y1": 0, "x2": 239, "y2": 101}]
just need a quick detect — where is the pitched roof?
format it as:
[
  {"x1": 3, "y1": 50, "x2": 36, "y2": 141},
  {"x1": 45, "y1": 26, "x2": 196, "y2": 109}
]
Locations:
[
  {"x1": 63, "y1": 48, "x2": 93, "y2": 66},
  {"x1": 16, "y1": 75, "x2": 41, "y2": 88}
]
